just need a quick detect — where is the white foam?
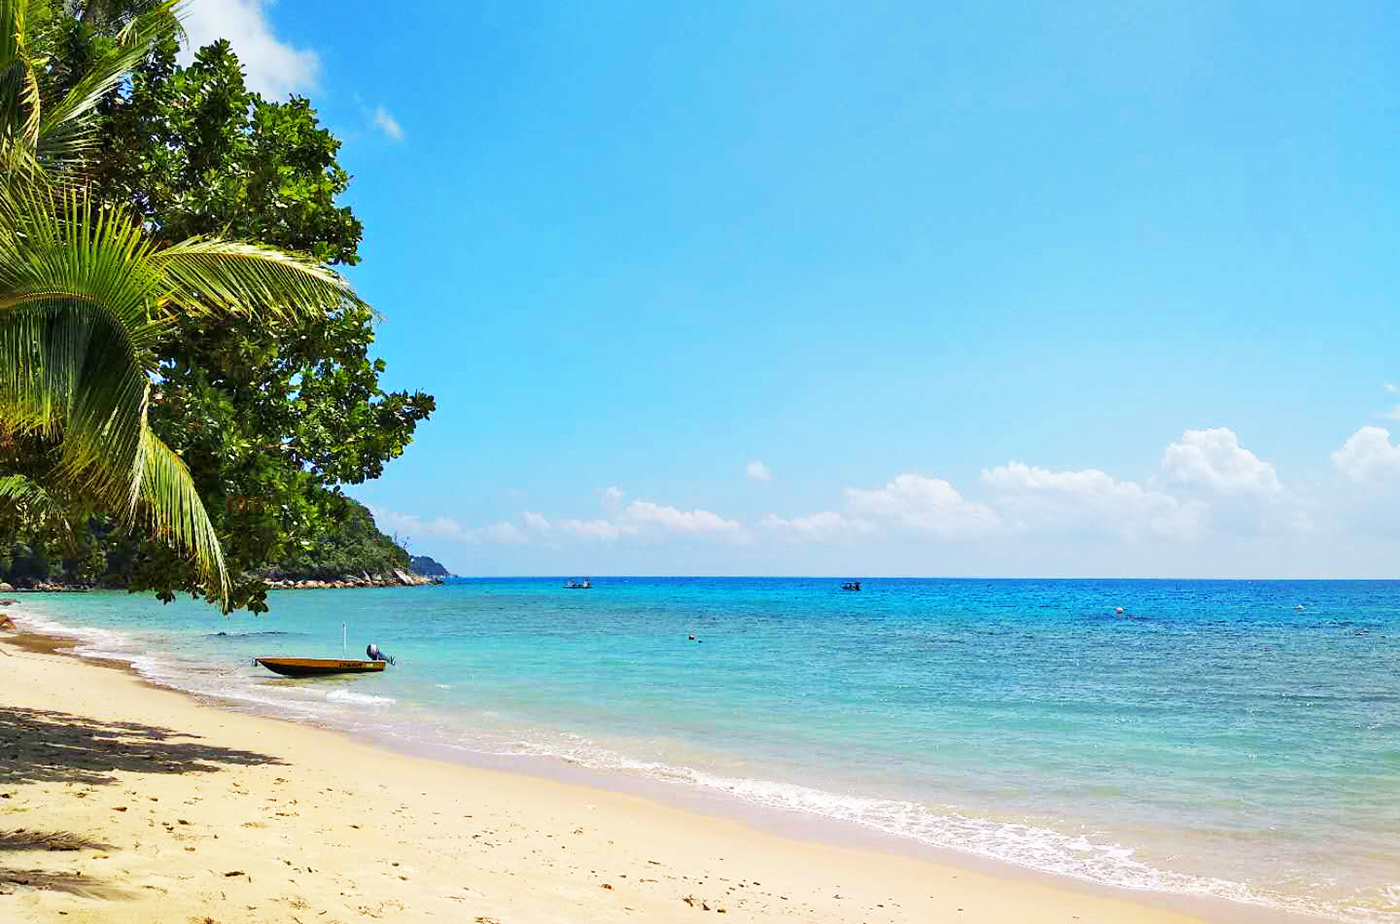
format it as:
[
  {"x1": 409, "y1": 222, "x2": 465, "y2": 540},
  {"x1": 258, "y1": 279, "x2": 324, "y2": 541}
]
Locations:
[
  {"x1": 9, "y1": 606, "x2": 135, "y2": 659},
  {"x1": 439, "y1": 732, "x2": 1390, "y2": 924},
  {"x1": 326, "y1": 690, "x2": 396, "y2": 706}
]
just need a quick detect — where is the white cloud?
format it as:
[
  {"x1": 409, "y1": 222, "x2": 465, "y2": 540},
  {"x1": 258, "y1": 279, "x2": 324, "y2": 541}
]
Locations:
[
  {"x1": 983, "y1": 461, "x2": 1198, "y2": 538},
  {"x1": 478, "y1": 521, "x2": 528, "y2": 544},
  {"x1": 381, "y1": 493, "x2": 750, "y2": 547},
  {"x1": 179, "y1": 0, "x2": 320, "y2": 98},
  {"x1": 1158, "y1": 428, "x2": 1282, "y2": 497},
  {"x1": 369, "y1": 508, "x2": 470, "y2": 541},
  {"x1": 844, "y1": 474, "x2": 999, "y2": 537},
  {"x1": 372, "y1": 105, "x2": 404, "y2": 141},
  {"x1": 1332, "y1": 426, "x2": 1400, "y2": 484},
  {"x1": 761, "y1": 511, "x2": 872, "y2": 541},
  {"x1": 369, "y1": 508, "x2": 527, "y2": 545},
  {"x1": 557, "y1": 518, "x2": 629, "y2": 541},
  {"x1": 622, "y1": 500, "x2": 747, "y2": 539},
  {"x1": 370, "y1": 428, "x2": 1317, "y2": 564},
  {"x1": 746, "y1": 460, "x2": 772, "y2": 481},
  {"x1": 520, "y1": 509, "x2": 627, "y2": 540},
  {"x1": 1387, "y1": 383, "x2": 1399, "y2": 395}
]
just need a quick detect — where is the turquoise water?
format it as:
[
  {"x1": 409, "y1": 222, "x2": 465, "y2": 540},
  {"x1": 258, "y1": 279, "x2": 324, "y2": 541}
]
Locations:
[{"x1": 10, "y1": 578, "x2": 1399, "y2": 921}]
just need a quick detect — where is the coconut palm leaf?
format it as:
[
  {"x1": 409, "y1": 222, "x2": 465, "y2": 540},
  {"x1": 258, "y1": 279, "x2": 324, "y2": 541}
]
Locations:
[
  {"x1": 137, "y1": 427, "x2": 227, "y2": 599},
  {"x1": 0, "y1": 472, "x2": 70, "y2": 532},
  {"x1": 36, "y1": 2, "x2": 184, "y2": 174},
  {"x1": 0, "y1": 0, "x2": 367, "y2": 611},
  {"x1": 0, "y1": 175, "x2": 369, "y2": 610},
  {"x1": 154, "y1": 237, "x2": 364, "y2": 322},
  {"x1": 0, "y1": 0, "x2": 45, "y2": 150},
  {"x1": 0, "y1": 0, "x2": 182, "y2": 180}
]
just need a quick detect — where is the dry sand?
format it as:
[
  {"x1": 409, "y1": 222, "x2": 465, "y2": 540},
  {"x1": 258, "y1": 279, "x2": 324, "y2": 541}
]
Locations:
[{"x1": 0, "y1": 631, "x2": 1230, "y2": 924}]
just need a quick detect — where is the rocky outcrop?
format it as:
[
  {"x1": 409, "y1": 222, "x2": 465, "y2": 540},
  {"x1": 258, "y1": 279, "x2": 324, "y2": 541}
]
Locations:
[
  {"x1": 262, "y1": 572, "x2": 441, "y2": 591},
  {"x1": 408, "y1": 555, "x2": 450, "y2": 577},
  {"x1": 7, "y1": 580, "x2": 91, "y2": 593}
]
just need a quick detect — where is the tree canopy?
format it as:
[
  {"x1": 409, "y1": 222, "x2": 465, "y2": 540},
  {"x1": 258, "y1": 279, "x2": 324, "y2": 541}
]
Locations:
[{"x1": 0, "y1": 7, "x2": 435, "y2": 611}]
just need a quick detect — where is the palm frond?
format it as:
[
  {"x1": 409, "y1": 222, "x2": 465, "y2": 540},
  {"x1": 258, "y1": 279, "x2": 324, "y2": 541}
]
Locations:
[
  {"x1": 114, "y1": 0, "x2": 186, "y2": 47},
  {"x1": 0, "y1": 472, "x2": 72, "y2": 534},
  {"x1": 36, "y1": 5, "x2": 180, "y2": 174},
  {"x1": 138, "y1": 428, "x2": 231, "y2": 608},
  {"x1": 0, "y1": 0, "x2": 44, "y2": 152},
  {"x1": 153, "y1": 237, "x2": 365, "y2": 321}
]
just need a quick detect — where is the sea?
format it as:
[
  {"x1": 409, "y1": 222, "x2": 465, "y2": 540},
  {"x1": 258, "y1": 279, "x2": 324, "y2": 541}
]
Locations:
[{"x1": 7, "y1": 578, "x2": 1398, "y2": 922}]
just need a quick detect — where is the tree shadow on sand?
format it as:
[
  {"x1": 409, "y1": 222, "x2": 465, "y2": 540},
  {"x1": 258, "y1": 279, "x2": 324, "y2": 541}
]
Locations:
[
  {"x1": 0, "y1": 829, "x2": 114, "y2": 852},
  {"x1": 0, "y1": 705, "x2": 285, "y2": 787},
  {"x1": 0, "y1": 706, "x2": 284, "y2": 902},
  {"x1": 0, "y1": 867, "x2": 135, "y2": 899},
  {"x1": 0, "y1": 829, "x2": 132, "y2": 899}
]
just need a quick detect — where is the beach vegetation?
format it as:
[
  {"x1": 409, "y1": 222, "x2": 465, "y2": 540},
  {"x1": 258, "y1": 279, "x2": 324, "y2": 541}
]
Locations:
[{"x1": 0, "y1": 0, "x2": 434, "y2": 610}]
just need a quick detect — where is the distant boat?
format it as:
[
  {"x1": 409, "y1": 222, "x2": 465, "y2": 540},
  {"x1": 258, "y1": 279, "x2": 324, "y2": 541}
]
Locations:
[
  {"x1": 256, "y1": 657, "x2": 386, "y2": 678},
  {"x1": 564, "y1": 577, "x2": 592, "y2": 589},
  {"x1": 841, "y1": 581, "x2": 861, "y2": 591}
]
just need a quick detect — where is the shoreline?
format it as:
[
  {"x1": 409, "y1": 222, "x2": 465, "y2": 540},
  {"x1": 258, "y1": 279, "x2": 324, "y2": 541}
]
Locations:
[{"x1": 0, "y1": 621, "x2": 1326, "y2": 924}]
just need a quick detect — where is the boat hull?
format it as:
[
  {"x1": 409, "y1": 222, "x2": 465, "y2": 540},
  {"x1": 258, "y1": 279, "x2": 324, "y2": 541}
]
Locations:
[{"x1": 256, "y1": 657, "x2": 386, "y2": 678}]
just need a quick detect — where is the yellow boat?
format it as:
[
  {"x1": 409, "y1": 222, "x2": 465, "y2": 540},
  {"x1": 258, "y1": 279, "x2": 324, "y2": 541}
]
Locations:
[{"x1": 256, "y1": 657, "x2": 386, "y2": 678}]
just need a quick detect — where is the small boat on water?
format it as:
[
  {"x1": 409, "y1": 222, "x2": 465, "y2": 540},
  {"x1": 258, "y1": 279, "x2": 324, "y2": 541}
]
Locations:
[
  {"x1": 841, "y1": 581, "x2": 862, "y2": 591},
  {"x1": 256, "y1": 657, "x2": 386, "y2": 678},
  {"x1": 564, "y1": 577, "x2": 592, "y2": 589}
]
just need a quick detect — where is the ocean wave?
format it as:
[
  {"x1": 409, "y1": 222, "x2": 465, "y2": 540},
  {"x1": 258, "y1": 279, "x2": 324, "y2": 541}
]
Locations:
[
  {"x1": 452, "y1": 734, "x2": 1394, "y2": 924},
  {"x1": 326, "y1": 689, "x2": 396, "y2": 706},
  {"x1": 8, "y1": 607, "x2": 136, "y2": 659}
]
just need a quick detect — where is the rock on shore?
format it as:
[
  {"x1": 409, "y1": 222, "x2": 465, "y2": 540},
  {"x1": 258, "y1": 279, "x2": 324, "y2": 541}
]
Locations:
[{"x1": 263, "y1": 571, "x2": 442, "y2": 590}]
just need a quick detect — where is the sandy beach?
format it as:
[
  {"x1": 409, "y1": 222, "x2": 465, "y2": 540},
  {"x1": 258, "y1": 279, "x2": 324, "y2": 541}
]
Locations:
[{"x1": 0, "y1": 630, "x2": 1243, "y2": 924}]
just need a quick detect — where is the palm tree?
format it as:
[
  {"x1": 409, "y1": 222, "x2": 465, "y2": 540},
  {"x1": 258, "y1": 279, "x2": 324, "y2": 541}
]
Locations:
[
  {"x1": 2, "y1": 0, "x2": 183, "y2": 180},
  {"x1": 0, "y1": 0, "x2": 367, "y2": 608}
]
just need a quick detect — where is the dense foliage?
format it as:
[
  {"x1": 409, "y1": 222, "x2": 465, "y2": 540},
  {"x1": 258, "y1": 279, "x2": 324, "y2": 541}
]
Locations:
[
  {"x1": 0, "y1": 499, "x2": 422, "y2": 588},
  {"x1": 269, "y1": 500, "x2": 410, "y2": 581},
  {"x1": 0, "y1": 7, "x2": 436, "y2": 610}
]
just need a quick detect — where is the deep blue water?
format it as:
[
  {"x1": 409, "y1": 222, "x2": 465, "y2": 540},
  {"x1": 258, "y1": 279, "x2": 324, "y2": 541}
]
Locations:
[{"x1": 11, "y1": 578, "x2": 1400, "y2": 921}]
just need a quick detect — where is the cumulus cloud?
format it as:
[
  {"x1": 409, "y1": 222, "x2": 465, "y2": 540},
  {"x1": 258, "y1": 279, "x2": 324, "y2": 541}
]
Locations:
[
  {"x1": 622, "y1": 501, "x2": 747, "y2": 539},
  {"x1": 369, "y1": 508, "x2": 467, "y2": 540},
  {"x1": 370, "y1": 426, "x2": 1320, "y2": 561},
  {"x1": 179, "y1": 0, "x2": 320, "y2": 98},
  {"x1": 983, "y1": 462, "x2": 1197, "y2": 538},
  {"x1": 478, "y1": 521, "x2": 528, "y2": 544},
  {"x1": 746, "y1": 460, "x2": 772, "y2": 481},
  {"x1": 844, "y1": 474, "x2": 999, "y2": 537},
  {"x1": 372, "y1": 105, "x2": 404, "y2": 141},
  {"x1": 761, "y1": 511, "x2": 873, "y2": 541},
  {"x1": 1332, "y1": 426, "x2": 1400, "y2": 484},
  {"x1": 1158, "y1": 428, "x2": 1282, "y2": 497},
  {"x1": 383, "y1": 493, "x2": 750, "y2": 547},
  {"x1": 369, "y1": 508, "x2": 527, "y2": 544},
  {"x1": 557, "y1": 518, "x2": 629, "y2": 541}
]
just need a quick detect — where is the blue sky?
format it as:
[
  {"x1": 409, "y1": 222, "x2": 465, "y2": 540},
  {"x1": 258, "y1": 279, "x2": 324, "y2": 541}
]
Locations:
[{"x1": 188, "y1": 2, "x2": 1397, "y2": 576}]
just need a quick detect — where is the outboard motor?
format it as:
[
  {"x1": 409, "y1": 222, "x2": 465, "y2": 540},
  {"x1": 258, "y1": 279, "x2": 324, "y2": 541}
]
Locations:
[{"x1": 365, "y1": 642, "x2": 396, "y2": 666}]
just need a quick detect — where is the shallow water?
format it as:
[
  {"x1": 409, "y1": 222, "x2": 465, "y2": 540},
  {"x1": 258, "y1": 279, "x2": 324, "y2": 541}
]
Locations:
[{"x1": 11, "y1": 578, "x2": 1399, "y2": 921}]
